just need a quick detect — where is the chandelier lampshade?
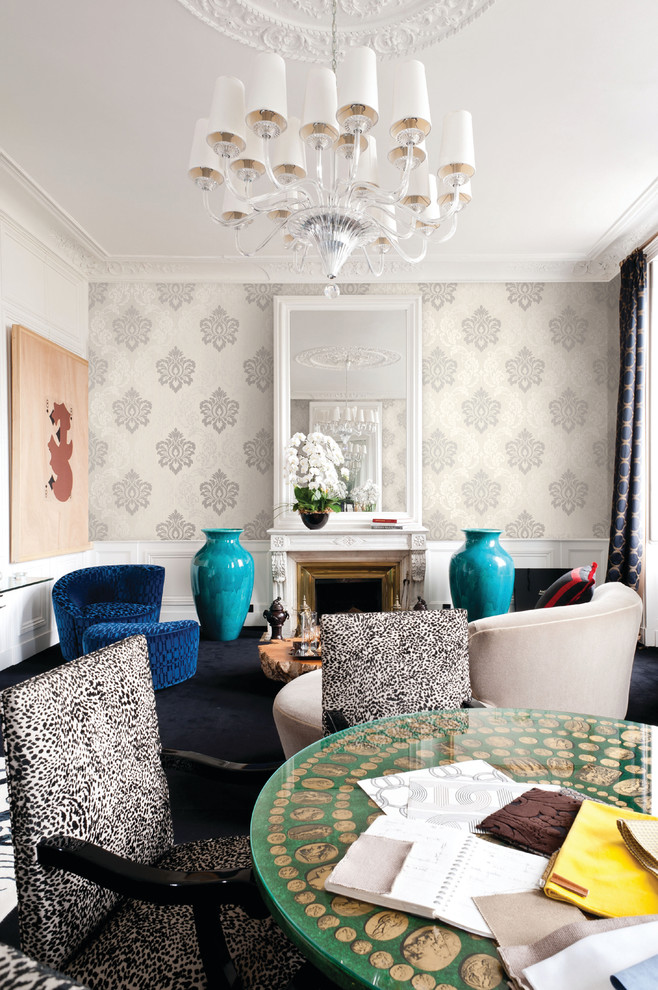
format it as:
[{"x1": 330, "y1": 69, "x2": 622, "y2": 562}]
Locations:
[
  {"x1": 188, "y1": 118, "x2": 223, "y2": 186},
  {"x1": 246, "y1": 52, "x2": 288, "y2": 137},
  {"x1": 390, "y1": 60, "x2": 431, "y2": 142},
  {"x1": 208, "y1": 76, "x2": 246, "y2": 157},
  {"x1": 301, "y1": 66, "x2": 339, "y2": 146},
  {"x1": 188, "y1": 35, "x2": 475, "y2": 284},
  {"x1": 438, "y1": 110, "x2": 476, "y2": 179}
]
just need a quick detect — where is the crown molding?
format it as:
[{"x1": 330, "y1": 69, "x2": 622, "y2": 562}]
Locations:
[
  {"x1": 0, "y1": 149, "x2": 107, "y2": 266},
  {"x1": 3, "y1": 144, "x2": 655, "y2": 285},
  {"x1": 573, "y1": 177, "x2": 658, "y2": 278},
  {"x1": 66, "y1": 252, "x2": 609, "y2": 283}
]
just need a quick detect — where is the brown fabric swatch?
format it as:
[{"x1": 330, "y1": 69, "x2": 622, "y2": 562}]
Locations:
[{"x1": 478, "y1": 787, "x2": 581, "y2": 856}]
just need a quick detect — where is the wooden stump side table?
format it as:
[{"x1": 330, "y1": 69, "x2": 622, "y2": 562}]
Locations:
[{"x1": 258, "y1": 634, "x2": 321, "y2": 682}]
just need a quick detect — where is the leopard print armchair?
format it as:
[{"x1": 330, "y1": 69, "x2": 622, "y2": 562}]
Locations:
[
  {"x1": 0, "y1": 942, "x2": 90, "y2": 990},
  {"x1": 1, "y1": 635, "x2": 303, "y2": 990},
  {"x1": 320, "y1": 609, "x2": 472, "y2": 734}
]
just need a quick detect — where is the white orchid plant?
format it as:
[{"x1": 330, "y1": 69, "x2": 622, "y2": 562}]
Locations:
[
  {"x1": 284, "y1": 432, "x2": 349, "y2": 514},
  {"x1": 350, "y1": 479, "x2": 380, "y2": 511}
]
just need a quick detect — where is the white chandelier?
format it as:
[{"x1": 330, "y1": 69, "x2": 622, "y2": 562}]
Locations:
[
  {"x1": 313, "y1": 356, "x2": 379, "y2": 448},
  {"x1": 188, "y1": 19, "x2": 475, "y2": 284}
]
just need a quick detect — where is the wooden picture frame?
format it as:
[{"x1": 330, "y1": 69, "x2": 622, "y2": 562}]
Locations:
[{"x1": 10, "y1": 325, "x2": 92, "y2": 561}]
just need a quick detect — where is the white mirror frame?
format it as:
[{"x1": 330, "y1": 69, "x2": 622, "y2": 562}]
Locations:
[{"x1": 273, "y1": 294, "x2": 423, "y2": 528}]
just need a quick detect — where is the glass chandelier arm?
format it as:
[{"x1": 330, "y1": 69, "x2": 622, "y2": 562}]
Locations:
[
  {"x1": 389, "y1": 144, "x2": 415, "y2": 204},
  {"x1": 314, "y1": 145, "x2": 324, "y2": 191},
  {"x1": 386, "y1": 232, "x2": 429, "y2": 265},
  {"x1": 292, "y1": 241, "x2": 309, "y2": 274},
  {"x1": 435, "y1": 185, "x2": 462, "y2": 222},
  {"x1": 347, "y1": 128, "x2": 365, "y2": 182},
  {"x1": 201, "y1": 187, "x2": 252, "y2": 228},
  {"x1": 361, "y1": 244, "x2": 386, "y2": 278},
  {"x1": 366, "y1": 203, "x2": 418, "y2": 243},
  {"x1": 221, "y1": 159, "x2": 317, "y2": 212},
  {"x1": 347, "y1": 179, "x2": 396, "y2": 208},
  {"x1": 347, "y1": 145, "x2": 414, "y2": 209},
  {"x1": 424, "y1": 213, "x2": 459, "y2": 243},
  {"x1": 220, "y1": 164, "x2": 273, "y2": 210},
  {"x1": 234, "y1": 216, "x2": 290, "y2": 257}
]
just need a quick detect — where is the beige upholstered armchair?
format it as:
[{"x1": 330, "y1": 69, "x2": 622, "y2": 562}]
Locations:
[
  {"x1": 467, "y1": 581, "x2": 642, "y2": 717},
  {"x1": 273, "y1": 583, "x2": 643, "y2": 758}
]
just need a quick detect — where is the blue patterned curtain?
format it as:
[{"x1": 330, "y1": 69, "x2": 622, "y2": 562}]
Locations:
[{"x1": 606, "y1": 248, "x2": 647, "y2": 589}]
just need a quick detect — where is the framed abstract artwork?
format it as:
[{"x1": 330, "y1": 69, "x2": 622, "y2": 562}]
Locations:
[{"x1": 10, "y1": 325, "x2": 92, "y2": 561}]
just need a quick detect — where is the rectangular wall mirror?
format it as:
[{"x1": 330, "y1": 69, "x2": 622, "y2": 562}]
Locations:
[{"x1": 273, "y1": 295, "x2": 422, "y2": 527}]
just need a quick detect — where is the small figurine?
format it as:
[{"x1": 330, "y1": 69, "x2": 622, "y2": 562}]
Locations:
[
  {"x1": 263, "y1": 597, "x2": 289, "y2": 640},
  {"x1": 413, "y1": 596, "x2": 428, "y2": 611}
]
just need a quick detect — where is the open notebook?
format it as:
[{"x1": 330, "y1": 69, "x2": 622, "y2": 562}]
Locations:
[{"x1": 324, "y1": 815, "x2": 549, "y2": 937}]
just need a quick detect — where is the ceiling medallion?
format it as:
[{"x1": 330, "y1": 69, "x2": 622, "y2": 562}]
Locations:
[
  {"x1": 294, "y1": 346, "x2": 401, "y2": 370},
  {"x1": 176, "y1": 0, "x2": 497, "y2": 60}
]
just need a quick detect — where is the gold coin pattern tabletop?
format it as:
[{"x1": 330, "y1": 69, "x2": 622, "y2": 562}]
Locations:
[{"x1": 251, "y1": 708, "x2": 653, "y2": 990}]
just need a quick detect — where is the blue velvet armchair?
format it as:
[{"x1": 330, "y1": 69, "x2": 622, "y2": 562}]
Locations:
[{"x1": 52, "y1": 565, "x2": 165, "y2": 661}]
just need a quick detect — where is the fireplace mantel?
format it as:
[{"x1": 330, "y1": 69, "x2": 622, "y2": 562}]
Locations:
[{"x1": 268, "y1": 522, "x2": 428, "y2": 616}]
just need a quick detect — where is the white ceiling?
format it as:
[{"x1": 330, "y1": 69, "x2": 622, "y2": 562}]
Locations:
[{"x1": 1, "y1": 0, "x2": 658, "y2": 281}]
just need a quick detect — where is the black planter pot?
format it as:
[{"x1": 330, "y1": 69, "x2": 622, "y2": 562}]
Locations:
[{"x1": 299, "y1": 511, "x2": 330, "y2": 531}]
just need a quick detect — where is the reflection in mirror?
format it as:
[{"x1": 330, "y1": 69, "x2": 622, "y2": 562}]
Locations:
[
  {"x1": 274, "y1": 295, "x2": 422, "y2": 525},
  {"x1": 290, "y1": 313, "x2": 407, "y2": 514},
  {"x1": 309, "y1": 400, "x2": 382, "y2": 508}
]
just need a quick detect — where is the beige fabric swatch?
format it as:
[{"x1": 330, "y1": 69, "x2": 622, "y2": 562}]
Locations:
[
  {"x1": 473, "y1": 890, "x2": 585, "y2": 947},
  {"x1": 326, "y1": 834, "x2": 413, "y2": 895},
  {"x1": 498, "y1": 913, "x2": 658, "y2": 990},
  {"x1": 618, "y1": 820, "x2": 658, "y2": 879}
]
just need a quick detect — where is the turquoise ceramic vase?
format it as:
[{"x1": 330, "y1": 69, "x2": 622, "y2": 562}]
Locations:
[
  {"x1": 449, "y1": 528, "x2": 514, "y2": 622},
  {"x1": 190, "y1": 528, "x2": 254, "y2": 641}
]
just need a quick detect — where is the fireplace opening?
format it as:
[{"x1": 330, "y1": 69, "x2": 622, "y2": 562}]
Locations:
[
  {"x1": 296, "y1": 559, "x2": 400, "y2": 616},
  {"x1": 314, "y1": 577, "x2": 382, "y2": 618}
]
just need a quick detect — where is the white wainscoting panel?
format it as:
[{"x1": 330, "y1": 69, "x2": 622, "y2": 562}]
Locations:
[
  {"x1": 2, "y1": 229, "x2": 45, "y2": 313},
  {"x1": 0, "y1": 537, "x2": 613, "y2": 670},
  {"x1": 1, "y1": 222, "x2": 87, "y2": 347}
]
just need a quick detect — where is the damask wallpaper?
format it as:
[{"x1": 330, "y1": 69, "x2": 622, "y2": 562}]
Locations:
[{"x1": 88, "y1": 279, "x2": 619, "y2": 542}]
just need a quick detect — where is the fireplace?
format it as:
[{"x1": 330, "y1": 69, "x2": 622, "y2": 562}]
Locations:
[
  {"x1": 297, "y1": 559, "x2": 401, "y2": 616},
  {"x1": 268, "y1": 527, "x2": 427, "y2": 618}
]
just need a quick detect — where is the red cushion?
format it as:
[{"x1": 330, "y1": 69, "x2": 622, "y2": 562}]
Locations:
[{"x1": 535, "y1": 562, "x2": 597, "y2": 608}]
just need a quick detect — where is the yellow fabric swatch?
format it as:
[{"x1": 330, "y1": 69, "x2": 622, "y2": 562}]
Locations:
[{"x1": 544, "y1": 800, "x2": 658, "y2": 918}]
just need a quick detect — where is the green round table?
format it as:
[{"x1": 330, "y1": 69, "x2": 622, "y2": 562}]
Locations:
[{"x1": 250, "y1": 708, "x2": 654, "y2": 990}]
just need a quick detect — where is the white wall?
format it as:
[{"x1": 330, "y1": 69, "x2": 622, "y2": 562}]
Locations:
[{"x1": 0, "y1": 169, "x2": 93, "y2": 668}]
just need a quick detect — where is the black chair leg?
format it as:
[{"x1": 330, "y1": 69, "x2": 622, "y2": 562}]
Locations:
[{"x1": 193, "y1": 903, "x2": 236, "y2": 990}]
